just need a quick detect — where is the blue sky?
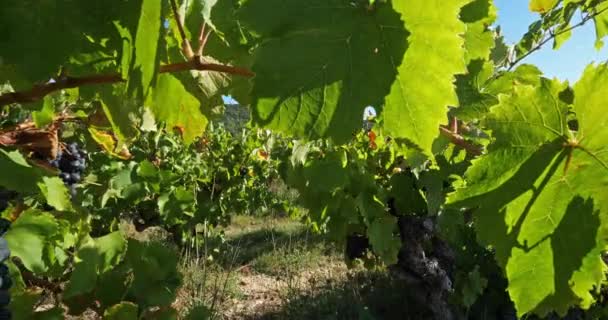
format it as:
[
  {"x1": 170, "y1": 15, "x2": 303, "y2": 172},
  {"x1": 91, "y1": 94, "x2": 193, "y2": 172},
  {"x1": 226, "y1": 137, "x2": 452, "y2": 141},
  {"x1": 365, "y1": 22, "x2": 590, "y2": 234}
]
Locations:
[{"x1": 495, "y1": 0, "x2": 608, "y2": 82}]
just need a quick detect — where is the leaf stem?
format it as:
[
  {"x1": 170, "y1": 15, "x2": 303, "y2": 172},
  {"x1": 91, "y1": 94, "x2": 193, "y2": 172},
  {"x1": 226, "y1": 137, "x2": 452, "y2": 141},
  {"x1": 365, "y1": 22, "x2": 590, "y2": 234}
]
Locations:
[
  {"x1": 170, "y1": 0, "x2": 194, "y2": 59},
  {"x1": 439, "y1": 126, "x2": 483, "y2": 156}
]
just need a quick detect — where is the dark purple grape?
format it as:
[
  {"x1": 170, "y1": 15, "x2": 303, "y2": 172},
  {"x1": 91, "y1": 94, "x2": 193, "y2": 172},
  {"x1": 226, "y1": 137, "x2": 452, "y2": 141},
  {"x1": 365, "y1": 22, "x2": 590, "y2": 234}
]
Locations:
[
  {"x1": 50, "y1": 142, "x2": 88, "y2": 198},
  {"x1": 69, "y1": 160, "x2": 80, "y2": 168},
  {"x1": 0, "y1": 308, "x2": 10, "y2": 320},
  {"x1": 0, "y1": 220, "x2": 9, "y2": 236},
  {"x1": 69, "y1": 185, "x2": 77, "y2": 197},
  {"x1": 0, "y1": 291, "x2": 10, "y2": 307},
  {"x1": 0, "y1": 276, "x2": 11, "y2": 290},
  {"x1": 70, "y1": 173, "x2": 81, "y2": 183}
]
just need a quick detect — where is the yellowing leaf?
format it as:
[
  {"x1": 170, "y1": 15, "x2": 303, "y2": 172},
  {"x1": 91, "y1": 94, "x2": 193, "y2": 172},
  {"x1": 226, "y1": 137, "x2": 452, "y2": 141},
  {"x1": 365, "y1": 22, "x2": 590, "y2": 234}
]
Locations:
[
  {"x1": 529, "y1": 0, "x2": 559, "y2": 13},
  {"x1": 88, "y1": 128, "x2": 132, "y2": 160}
]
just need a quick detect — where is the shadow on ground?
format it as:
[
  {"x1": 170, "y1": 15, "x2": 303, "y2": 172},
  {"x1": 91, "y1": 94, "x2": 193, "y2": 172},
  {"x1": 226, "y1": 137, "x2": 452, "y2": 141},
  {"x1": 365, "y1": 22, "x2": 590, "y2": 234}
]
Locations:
[
  {"x1": 251, "y1": 271, "x2": 424, "y2": 320},
  {"x1": 219, "y1": 225, "x2": 333, "y2": 269}
]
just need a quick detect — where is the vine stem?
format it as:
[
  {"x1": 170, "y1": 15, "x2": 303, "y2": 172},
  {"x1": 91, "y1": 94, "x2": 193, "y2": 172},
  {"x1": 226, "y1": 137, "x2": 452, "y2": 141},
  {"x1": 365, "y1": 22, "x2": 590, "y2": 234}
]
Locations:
[
  {"x1": 170, "y1": 0, "x2": 194, "y2": 59},
  {"x1": 439, "y1": 126, "x2": 483, "y2": 156},
  {"x1": 483, "y1": 6, "x2": 608, "y2": 87},
  {"x1": 506, "y1": 6, "x2": 608, "y2": 72},
  {"x1": 0, "y1": 60, "x2": 254, "y2": 107}
]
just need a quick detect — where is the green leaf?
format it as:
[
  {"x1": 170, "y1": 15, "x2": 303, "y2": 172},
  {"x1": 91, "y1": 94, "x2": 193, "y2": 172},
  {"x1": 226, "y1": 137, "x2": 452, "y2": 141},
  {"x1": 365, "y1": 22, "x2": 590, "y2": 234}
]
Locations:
[
  {"x1": 114, "y1": 21, "x2": 134, "y2": 80},
  {"x1": 448, "y1": 64, "x2": 608, "y2": 317},
  {"x1": 461, "y1": 0, "x2": 497, "y2": 63},
  {"x1": 98, "y1": 86, "x2": 141, "y2": 142},
  {"x1": 104, "y1": 302, "x2": 138, "y2": 320},
  {"x1": 367, "y1": 215, "x2": 400, "y2": 265},
  {"x1": 64, "y1": 232, "x2": 127, "y2": 299},
  {"x1": 32, "y1": 96, "x2": 55, "y2": 128},
  {"x1": 38, "y1": 177, "x2": 72, "y2": 212},
  {"x1": 126, "y1": 240, "x2": 181, "y2": 307},
  {"x1": 454, "y1": 59, "x2": 496, "y2": 120},
  {"x1": 137, "y1": 160, "x2": 159, "y2": 179},
  {"x1": 389, "y1": 172, "x2": 426, "y2": 215},
  {"x1": 9, "y1": 288, "x2": 42, "y2": 320},
  {"x1": 131, "y1": 0, "x2": 162, "y2": 96},
  {"x1": 96, "y1": 265, "x2": 131, "y2": 309},
  {"x1": 593, "y1": 2, "x2": 608, "y2": 49},
  {"x1": 383, "y1": 0, "x2": 469, "y2": 155},
  {"x1": 147, "y1": 308, "x2": 179, "y2": 320},
  {"x1": 302, "y1": 153, "x2": 348, "y2": 193},
  {"x1": 185, "y1": 305, "x2": 212, "y2": 320},
  {"x1": 0, "y1": 150, "x2": 48, "y2": 194},
  {"x1": 0, "y1": 1, "x2": 142, "y2": 90},
  {"x1": 460, "y1": 266, "x2": 488, "y2": 307},
  {"x1": 158, "y1": 187, "x2": 196, "y2": 224},
  {"x1": 245, "y1": 0, "x2": 407, "y2": 143},
  {"x1": 5, "y1": 210, "x2": 59, "y2": 273},
  {"x1": 148, "y1": 74, "x2": 209, "y2": 144}
]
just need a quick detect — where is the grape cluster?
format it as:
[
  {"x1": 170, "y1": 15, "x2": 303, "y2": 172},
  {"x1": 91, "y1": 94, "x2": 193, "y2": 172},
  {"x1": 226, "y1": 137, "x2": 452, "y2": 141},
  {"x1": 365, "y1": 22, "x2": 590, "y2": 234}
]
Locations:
[
  {"x1": 0, "y1": 218, "x2": 11, "y2": 320},
  {"x1": 49, "y1": 143, "x2": 87, "y2": 197}
]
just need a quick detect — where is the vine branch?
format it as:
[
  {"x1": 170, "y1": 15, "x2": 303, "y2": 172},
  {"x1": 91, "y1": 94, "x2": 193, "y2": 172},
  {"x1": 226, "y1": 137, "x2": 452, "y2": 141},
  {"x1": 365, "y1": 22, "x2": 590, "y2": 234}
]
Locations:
[
  {"x1": 0, "y1": 61, "x2": 254, "y2": 107},
  {"x1": 506, "y1": 6, "x2": 608, "y2": 71},
  {"x1": 439, "y1": 126, "x2": 483, "y2": 156}
]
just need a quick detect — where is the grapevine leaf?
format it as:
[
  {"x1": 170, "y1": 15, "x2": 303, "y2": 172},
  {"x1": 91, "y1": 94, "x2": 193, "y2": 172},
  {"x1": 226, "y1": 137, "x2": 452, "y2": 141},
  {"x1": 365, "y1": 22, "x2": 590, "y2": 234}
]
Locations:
[
  {"x1": 137, "y1": 160, "x2": 159, "y2": 179},
  {"x1": 592, "y1": 2, "x2": 608, "y2": 49},
  {"x1": 461, "y1": 0, "x2": 497, "y2": 63},
  {"x1": 5, "y1": 210, "x2": 59, "y2": 273},
  {"x1": 460, "y1": 266, "x2": 488, "y2": 308},
  {"x1": 450, "y1": 76, "x2": 568, "y2": 204},
  {"x1": 186, "y1": 305, "x2": 213, "y2": 320},
  {"x1": 0, "y1": 150, "x2": 48, "y2": 194},
  {"x1": 367, "y1": 215, "x2": 400, "y2": 265},
  {"x1": 64, "y1": 232, "x2": 127, "y2": 299},
  {"x1": 38, "y1": 177, "x2": 73, "y2": 212},
  {"x1": 302, "y1": 153, "x2": 348, "y2": 193},
  {"x1": 126, "y1": 240, "x2": 181, "y2": 307},
  {"x1": 244, "y1": 0, "x2": 407, "y2": 143},
  {"x1": 96, "y1": 264, "x2": 131, "y2": 309},
  {"x1": 529, "y1": 0, "x2": 559, "y2": 13},
  {"x1": 448, "y1": 65, "x2": 608, "y2": 316},
  {"x1": 0, "y1": 1, "x2": 142, "y2": 90},
  {"x1": 104, "y1": 302, "x2": 139, "y2": 320},
  {"x1": 32, "y1": 96, "x2": 55, "y2": 128},
  {"x1": 147, "y1": 308, "x2": 179, "y2": 320},
  {"x1": 148, "y1": 74, "x2": 209, "y2": 144},
  {"x1": 88, "y1": 127, "x2": 133, "y2": 160},
  {"x1": 131, "y1": 0, "x2": 162, "y2": 96},
  {"x1": 454, "y1": 60, "x2": 496, "y2": 121},
  {"x1": 158, "y1": 187, "x2": 196, "y2": 225},
  {"x1": 389, "y1": 172, "x2": 427, "y2": 215},
  {"x1": 457, "y1": 0, "x2": 498, "y2": 120},
  {"x1": 98, "y1": 86, "x2": 141, "y2": 142},
  {"x1": 9, "y1": 288, "x2": 42, "y2": 320},
  {"x1": 115, "y1": 22, "x2": 134, "y2": 80},
  {"x1": 383, "y1": 0, "x2": 469, "y2": 155},
  {"x1": 33, "y1": 308, "x2": 64, "y2": 319}
]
